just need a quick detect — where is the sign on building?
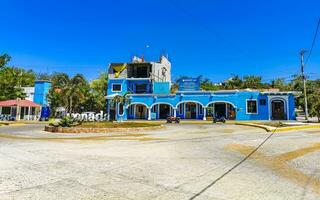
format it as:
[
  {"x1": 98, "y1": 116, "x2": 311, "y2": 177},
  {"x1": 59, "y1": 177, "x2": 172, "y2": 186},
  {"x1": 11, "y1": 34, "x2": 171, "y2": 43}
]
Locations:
[{"x1": 178, "y1": 77, "x2": 201, "y2": 91}]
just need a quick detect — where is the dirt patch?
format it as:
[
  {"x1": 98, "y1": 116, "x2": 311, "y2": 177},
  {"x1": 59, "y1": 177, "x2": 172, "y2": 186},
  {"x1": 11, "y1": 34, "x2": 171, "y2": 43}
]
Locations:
[
  {"x1": 0, "y1": 133, "x2": 163, "y2": 142},
  {"x1": 79, "y1": 121, "x2": 163, "y2": 128}
]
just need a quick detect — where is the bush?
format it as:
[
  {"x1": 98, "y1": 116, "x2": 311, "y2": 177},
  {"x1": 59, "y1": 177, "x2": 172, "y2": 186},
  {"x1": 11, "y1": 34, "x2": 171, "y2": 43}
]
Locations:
[{"x1": 49, "y1": 117, "x2": 83, "y2": 127}]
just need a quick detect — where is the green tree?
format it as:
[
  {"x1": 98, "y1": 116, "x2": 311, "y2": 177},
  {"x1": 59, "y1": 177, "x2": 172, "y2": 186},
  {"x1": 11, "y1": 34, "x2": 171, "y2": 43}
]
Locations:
[
  {"x1": 36, "y1": 72, "x2": 51, "y2": 81},
  {"x1": 201, "y1": 78, "x2": 222, "y2": 91},
  {"x1": 84, "y1": 72, "x2": 108, "y2": 112},
  {"x1": 307, "y1": 80, "x2": 320, "y2": 121},
  {"x1": 48, "y1": 73, "x2": 89, "y2": 114},
  {"x1": 243, "y1": 75, "x2": 262, "y2": 89},
  {"x1": 0, "y1": 67, "x2": 35, "y2": 100},
  {"x1": 224, "y1": 75, "x2": 243, "y2": 89},
  {"x1": 271, "y1": 78, "x2": 289, "y2": 91},
  {"x1": 0, "y1": 53, "x2": 11, "y2": 69}
]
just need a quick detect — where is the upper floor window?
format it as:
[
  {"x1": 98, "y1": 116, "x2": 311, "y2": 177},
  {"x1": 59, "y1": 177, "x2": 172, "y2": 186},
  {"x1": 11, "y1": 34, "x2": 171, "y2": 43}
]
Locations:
[
  {"x1": 112, "y1": 84, "x2": 122, "y2": 92},
  {"x1": 135, "y1": 84, "x2": 147, "y2": 93},
  {"x1": 247, "y1": 100, "x2": 258, "y2": 114}
]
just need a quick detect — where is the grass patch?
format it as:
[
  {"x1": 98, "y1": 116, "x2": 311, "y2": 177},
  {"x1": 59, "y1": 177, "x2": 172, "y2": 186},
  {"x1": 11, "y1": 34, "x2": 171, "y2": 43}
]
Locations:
[
  {"x1": 254, "y1": 121, "x2": 299, "y2": 128},
  {"x1": 78, "y1": 121, "x2": 163, "y2": 128},
  {"x1": 0, "y1": 122, "x2": 9, "y2": 126}
]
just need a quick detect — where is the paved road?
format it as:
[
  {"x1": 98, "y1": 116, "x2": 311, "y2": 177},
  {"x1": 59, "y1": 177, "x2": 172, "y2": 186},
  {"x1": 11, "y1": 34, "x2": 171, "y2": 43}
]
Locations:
[{"x1": 0, "y1": 124, "x2": 319, "y2": 200}]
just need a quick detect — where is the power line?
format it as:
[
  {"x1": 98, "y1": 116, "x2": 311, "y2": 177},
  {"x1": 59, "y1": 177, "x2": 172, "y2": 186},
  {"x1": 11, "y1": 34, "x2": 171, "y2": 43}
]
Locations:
[
  {"x1": 188, "y1": 127, "x2": 278, "y2": 200},
  {"x1": 305, "y1": 17, "x2": 320, "y2": 65}
]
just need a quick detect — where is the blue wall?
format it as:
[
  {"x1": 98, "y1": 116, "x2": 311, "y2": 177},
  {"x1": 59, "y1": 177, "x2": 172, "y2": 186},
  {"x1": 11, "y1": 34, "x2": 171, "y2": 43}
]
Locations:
[
  {"x1": 33, "y1": 81, "x2": 51, "y2": 106},
  {"x1": 115, "y1": 91, "x2": 296, "y2": 121},
  {"x1": 153, "y1": 82, "x2": 170, "y2": 94},
  {"x1": 107, "y1": 79, "x2": 153, "y2": 95},
  {"x1": 107, "y1": 79, "x2": 128, "y2": 95}
]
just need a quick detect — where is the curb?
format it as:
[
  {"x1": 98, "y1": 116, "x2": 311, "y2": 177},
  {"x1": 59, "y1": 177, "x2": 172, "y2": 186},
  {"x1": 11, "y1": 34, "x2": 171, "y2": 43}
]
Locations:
[
  {"x1": 235, "y1": 123, "x2": 273, "y2": 132},
  {"x1": 44, "y1": 125, "x2": 164, "y2": 134},
  {"x1": 235, "y1": 122, "x2": 320, "y2": 132}
]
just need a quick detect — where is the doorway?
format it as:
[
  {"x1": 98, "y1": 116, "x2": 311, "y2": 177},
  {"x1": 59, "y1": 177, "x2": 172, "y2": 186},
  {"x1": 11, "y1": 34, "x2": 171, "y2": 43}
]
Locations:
[
  {"x1": 272, "y1": 100, "x2": 286, "y2": 120},
  {"x1": 135, "y1": 104, "x2": 147, "y2": 119},
  {"x1": 186, "y1": 102, "x2": 197, "y2": 119},
  {"x1": 159, "y1": 104, "x2": 171, "y2": 119},
  {"x1": 214, "y1": 103, "x2": 226, "y2": 118}
]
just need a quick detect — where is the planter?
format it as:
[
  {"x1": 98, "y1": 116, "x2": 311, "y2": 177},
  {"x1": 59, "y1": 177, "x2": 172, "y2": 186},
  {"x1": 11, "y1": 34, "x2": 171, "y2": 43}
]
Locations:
[{"x1": 44, "y1": 125, "x2": 163, "y2": 133}]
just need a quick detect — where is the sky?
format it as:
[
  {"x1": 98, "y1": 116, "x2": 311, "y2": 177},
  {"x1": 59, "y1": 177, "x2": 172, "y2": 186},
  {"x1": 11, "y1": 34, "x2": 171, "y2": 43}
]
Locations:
[{"x1": 1, "y1": 0, "x2": 320, "y2": 82}]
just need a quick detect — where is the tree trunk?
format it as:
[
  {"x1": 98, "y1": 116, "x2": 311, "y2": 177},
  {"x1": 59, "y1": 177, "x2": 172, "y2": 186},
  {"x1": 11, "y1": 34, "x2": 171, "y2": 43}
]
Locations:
[{"x1": 69, "y1": 96, "x2": 73, "y2": 114}]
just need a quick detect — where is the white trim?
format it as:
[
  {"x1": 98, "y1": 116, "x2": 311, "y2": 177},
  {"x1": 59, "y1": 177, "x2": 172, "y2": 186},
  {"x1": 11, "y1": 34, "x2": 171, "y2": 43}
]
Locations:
[
  {"x1": 111, "y1": 83, "x2": 122, "y2": 92},
  {"x1": 117, "y1": 103, "x2": 125, "y2": 117},
  {"x1": 148, "y1": 108, "x2": 151, "y2": 120},
  {"x1": 126, "y1": 102, "x2": 149, "y2": 109},
  {"x1": 268, "y1": 96, "x2": 288, "y2": 120},
  {"x1": 206, "y1": 101, "x2": 237, "y2": 108},
  {"x1": 246, "y1": 99, "x2": 258, "y2": 115},
  {"x1": 150, "y1": 102, "x2": 175, "y2": 109},
  {"x1": 176, "y1": 100, "x2": 205, "y2": 108}
]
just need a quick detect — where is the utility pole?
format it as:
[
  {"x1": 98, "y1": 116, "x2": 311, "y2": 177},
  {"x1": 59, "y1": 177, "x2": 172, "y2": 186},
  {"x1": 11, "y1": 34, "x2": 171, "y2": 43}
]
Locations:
[{"x1": 300, "y1": 49, "x2": 309, "y2": 121}]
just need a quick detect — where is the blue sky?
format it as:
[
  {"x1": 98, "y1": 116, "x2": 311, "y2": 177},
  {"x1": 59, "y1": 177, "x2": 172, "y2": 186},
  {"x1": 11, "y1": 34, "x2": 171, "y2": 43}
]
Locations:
[{"x1": 1, "y1": 0, "x2": 319, "y2": 82}]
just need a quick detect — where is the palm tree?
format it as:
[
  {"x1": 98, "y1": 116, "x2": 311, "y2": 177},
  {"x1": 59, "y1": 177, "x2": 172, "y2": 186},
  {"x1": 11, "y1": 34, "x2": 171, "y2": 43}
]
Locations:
[
  {"x1": 50, "y1": 73, "x2": 89, "y2": 113},
  {"x1": 111, "y1": 92, "x2": 131, "y2": 121}
]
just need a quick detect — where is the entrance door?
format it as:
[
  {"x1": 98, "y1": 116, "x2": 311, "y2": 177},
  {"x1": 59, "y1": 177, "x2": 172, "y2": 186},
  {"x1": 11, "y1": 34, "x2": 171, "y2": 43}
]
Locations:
[
  {"x1": 272, "y1": 100, "x2": 286, "y2": 120},
  {"x1": 159, "y1": 104, "x2": 170, "y2": 119},
  {"x1": 135, "y1": 105, "x2": 146, "y2": 119},
  {"x1": 186, "y1": 103, "x2": 197, "y2": 119},
  {"x1": 214, "y1": 103, "x2": 226, "y2": 118}
]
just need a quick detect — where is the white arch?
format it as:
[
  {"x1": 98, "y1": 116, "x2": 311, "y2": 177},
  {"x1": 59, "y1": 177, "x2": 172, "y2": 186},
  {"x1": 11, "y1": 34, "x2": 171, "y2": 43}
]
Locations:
[
  {"x1": 150, "y1": 102, "x2": 175, "y2": 109},
  {"x1": 175, "y1": 100, "x2": 205, "y2": 108},
  {"x1": 126, "y1": 102, "x2": 149, "y2": 109},
  {"x1": 268, "y1": 96, "x2": 288, "y2": 120},
  {"x1": 206, "y1": 101, "x2": 237, "y2": 108},
  {"x1": 271, "y1": 97, "x2": 286, "y2": 104},
  {"x1": 271, "y1": 98, "x2": 287, "y2": 113}
]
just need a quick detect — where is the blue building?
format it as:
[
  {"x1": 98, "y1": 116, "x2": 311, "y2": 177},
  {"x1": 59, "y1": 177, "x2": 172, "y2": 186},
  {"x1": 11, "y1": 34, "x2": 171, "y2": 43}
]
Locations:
[
  {"x1": 106, "y1": 56, "x2": 297, "y2": 121},
  {"x1": 33, "y1": 80, "x2": 51, "y2": 119},
  {"x1": 33, "y1": 80, "x2": 51, "y2": 106}
]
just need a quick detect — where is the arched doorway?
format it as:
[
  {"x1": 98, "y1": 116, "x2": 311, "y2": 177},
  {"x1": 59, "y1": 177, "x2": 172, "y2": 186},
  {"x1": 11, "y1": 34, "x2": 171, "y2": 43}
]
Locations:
[
  {"x1": 271, "y1": 100, "x2": 286, "y2": 120},
  {"x1": 206, "y1": 102, "x2": 236, "y2": 120},
  {"x1": 151, "y1": 103, "x2": 173, "y2": 119},
  {"x1": 127, "y1": 103, "x2": 148, "y2": 120},
  {"x1": 176, "y1": 101, "x2": 204, "y2": 120},
  {"x1": 186, "y1": 102, "x2": 197, "y2": 119}
]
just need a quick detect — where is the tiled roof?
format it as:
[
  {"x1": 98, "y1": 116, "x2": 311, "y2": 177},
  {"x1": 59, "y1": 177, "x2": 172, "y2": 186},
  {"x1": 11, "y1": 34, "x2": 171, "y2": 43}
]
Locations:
[{"x1": 0, "y1": 99, "x2": 41, "y2": 107}]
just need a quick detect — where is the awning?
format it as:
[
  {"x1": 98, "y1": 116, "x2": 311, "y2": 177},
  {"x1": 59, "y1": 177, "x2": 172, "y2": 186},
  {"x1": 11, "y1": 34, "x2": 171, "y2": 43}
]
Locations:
[{"x1": 0, "y1": 99, "x2": 41, "y2": 107}]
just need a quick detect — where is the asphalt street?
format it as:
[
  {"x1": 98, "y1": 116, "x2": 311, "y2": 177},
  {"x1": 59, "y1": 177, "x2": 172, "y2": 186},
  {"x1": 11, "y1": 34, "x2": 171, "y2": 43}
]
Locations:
[{"x1": 0, "y1": 123, "x2": 319, "y2": 200}]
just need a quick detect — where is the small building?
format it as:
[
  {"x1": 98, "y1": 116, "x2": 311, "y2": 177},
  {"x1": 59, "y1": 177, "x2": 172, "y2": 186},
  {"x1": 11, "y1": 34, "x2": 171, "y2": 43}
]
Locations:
[
  {"x1": 0, "y1": 99, "x2": 41, "y2": 120},
  {"x1": 106, "y1": 56, "x2": 297, "y2": 121},
  {"x1": 0, "y1": 80, "x2": 51, "y2": 121},
  {"x1": 21, "y1": 87, "x2": 35, "y2": 101}
]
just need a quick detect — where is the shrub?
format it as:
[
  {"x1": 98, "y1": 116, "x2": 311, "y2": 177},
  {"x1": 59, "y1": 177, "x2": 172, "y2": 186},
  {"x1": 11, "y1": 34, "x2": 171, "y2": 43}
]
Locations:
[{"x1": 49, "y1": 117, "x2": 83, "y2": 127}]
